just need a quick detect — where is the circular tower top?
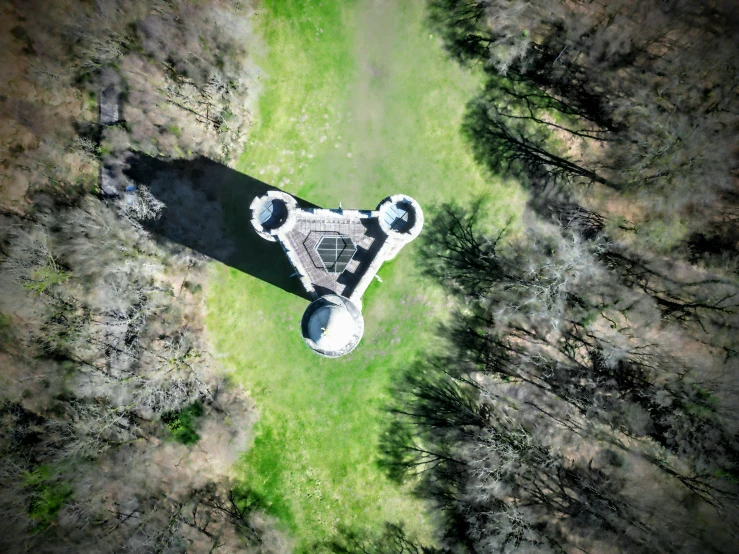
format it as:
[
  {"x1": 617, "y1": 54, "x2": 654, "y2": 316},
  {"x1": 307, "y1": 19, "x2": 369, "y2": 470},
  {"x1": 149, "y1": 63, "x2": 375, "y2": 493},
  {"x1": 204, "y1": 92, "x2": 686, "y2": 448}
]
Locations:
[
  {"x1": 376, "y1": 194, "x2": 424, "y2": 241},
  {"x1": 300, "y1": 295, "x2": 364, "y2": 358},
  {"x1": 249, "y1": 191, "x2": 298, "y2": 242}
]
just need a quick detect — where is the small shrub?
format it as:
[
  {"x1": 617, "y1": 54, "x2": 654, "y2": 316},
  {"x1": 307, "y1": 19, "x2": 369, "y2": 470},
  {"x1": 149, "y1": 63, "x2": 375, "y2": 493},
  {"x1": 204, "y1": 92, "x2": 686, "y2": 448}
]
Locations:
[
  {"x1": 25, "y1": 267, "x2": 69, "y2": 294},
  {"x1": 0, "y1": 313, "x2": 13, "y2": 346},
  {"x1": 161, "y1": 401, "x2": 204, "y2": 445},
  {"x1": 23, "y1": 465, "x2": 73, "y2": 531},
  {"x1": 182, "y1": 280, "x2": 202, "y2": 294}
]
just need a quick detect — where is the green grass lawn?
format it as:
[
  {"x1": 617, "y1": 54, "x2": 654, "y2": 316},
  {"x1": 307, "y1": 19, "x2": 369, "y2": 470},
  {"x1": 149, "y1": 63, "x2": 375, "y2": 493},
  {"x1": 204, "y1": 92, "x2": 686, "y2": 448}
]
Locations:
[{"x1": 206, "y1": 0, "x2": 526, "y2": 550}]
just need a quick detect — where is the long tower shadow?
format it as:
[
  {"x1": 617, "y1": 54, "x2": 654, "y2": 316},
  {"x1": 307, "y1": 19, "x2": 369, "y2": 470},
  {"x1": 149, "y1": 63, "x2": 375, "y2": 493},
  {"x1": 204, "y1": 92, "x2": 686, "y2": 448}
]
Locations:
[{"x1": 125, "y1": 154, "x2": 318, "y2": 300}]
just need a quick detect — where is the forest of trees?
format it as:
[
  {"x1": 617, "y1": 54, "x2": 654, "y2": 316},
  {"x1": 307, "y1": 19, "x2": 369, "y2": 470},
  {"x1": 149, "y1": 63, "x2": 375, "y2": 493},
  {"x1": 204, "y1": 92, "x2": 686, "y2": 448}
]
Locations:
[
  {"x1": 0, "y1": 1, "x2": 290, "y2": 552},
  {"x1": 377, "y1": 1, "x2": 739, "y2": 553},
  {"x1": 1, "y1": 0, "x2": 737, "y2": 552},
  {"x1": 430, "y1": 0, "x2": 738, "y2": 256}
]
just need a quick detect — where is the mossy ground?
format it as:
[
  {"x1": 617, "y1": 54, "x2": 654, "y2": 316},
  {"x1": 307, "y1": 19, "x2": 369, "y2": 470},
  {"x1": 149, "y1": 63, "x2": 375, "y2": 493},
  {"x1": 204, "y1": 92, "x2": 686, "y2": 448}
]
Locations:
[{"x1": 206, "y1": 0, "x2": 526, "y2": 550}]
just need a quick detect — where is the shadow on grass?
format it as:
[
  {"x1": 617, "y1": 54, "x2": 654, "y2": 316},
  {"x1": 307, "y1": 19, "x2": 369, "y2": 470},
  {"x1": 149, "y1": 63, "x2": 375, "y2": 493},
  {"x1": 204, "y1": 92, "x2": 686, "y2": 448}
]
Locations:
[
  {"x1": 316, "y1": 521, "x2": 442, "y2": 554},
  {"x1": 125, "y1": 154, "x2": 318, "y2": 300}
]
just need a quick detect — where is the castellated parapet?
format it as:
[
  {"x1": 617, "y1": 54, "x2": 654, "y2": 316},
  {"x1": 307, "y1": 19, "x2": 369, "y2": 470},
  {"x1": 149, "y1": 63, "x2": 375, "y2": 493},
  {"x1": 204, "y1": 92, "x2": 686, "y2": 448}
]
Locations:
[
  {"x1": 376, "y1": 194, "x2": 425, "y2": 259},
  {"x1": 249, "y1": 191, "x2": 298, "y2": 241},
  {"x1": 250, "y1": 191, "x2": 423, "y2": 357}
]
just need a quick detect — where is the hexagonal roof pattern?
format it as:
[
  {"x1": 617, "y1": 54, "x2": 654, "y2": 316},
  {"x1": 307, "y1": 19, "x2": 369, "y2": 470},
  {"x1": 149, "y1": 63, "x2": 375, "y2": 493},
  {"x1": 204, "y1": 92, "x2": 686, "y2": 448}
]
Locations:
[{"x1": 315, "y1": 235, "x2": 356, "y2": 273}]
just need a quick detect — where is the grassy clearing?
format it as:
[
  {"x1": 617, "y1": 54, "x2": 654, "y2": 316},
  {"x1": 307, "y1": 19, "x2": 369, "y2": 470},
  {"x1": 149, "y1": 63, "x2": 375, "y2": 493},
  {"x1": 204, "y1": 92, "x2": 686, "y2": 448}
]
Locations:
[{"x1": 206, "y1": 0, "x2": 526, "y2": 550}]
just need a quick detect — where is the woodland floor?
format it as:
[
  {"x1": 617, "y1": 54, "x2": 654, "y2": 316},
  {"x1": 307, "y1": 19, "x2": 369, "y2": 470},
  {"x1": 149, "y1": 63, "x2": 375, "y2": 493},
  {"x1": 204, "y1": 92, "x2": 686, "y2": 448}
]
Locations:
[{"x1": 206, "y1": 0, "x2": 526, "y2": 550}]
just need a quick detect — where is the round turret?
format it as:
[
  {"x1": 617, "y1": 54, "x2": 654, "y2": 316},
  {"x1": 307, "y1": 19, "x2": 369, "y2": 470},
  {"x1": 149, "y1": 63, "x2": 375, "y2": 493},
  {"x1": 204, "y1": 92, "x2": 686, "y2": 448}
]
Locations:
[
  {"x1": 250, "y1": 191, "x2": 298, "y2": 241},
  {"x1": 301, "y1": 295, "x2": 364, "y2": 357},
  {"x1": 376, "y1": 194, "x2": 424, "y2": 260}
]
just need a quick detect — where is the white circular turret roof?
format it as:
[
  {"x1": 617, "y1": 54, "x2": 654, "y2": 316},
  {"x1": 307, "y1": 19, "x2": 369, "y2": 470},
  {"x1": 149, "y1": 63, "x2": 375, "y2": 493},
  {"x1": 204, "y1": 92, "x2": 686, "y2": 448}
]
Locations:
[
  {"x1": 301, "y1": 295, "x2": 364, "y2": 357},
  {"x1": 308, "y1": 304, "x2": 354, "y2": 351}
]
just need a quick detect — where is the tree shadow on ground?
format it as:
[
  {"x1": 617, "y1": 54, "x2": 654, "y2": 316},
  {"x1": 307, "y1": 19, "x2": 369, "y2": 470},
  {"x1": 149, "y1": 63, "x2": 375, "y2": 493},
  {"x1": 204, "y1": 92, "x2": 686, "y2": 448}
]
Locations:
[
  {"x1": 376, "y1": 360, "x2": 665, "y2": 553},
  {"x1": 125, "y1": 154, "x2": 318, "y2": 300},
  {"x1": 316, "y1": 521, "x2": 442, "y2": 554}
]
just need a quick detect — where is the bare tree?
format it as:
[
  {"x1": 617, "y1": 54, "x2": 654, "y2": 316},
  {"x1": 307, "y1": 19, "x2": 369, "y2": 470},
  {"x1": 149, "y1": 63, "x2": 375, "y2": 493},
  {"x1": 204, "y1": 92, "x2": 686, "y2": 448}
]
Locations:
[{"x1": 385, "y1": 203, "x2": 739, "y2": 553}]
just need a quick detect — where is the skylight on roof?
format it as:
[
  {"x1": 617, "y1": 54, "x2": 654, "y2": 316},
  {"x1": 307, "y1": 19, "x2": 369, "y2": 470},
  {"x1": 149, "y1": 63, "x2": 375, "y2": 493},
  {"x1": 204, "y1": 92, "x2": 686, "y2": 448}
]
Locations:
[
  {"x1": 315, "y1": 235, "x2": 356, "y2": 274},
  {"x1": 257, "y1": 198, "x2": 287, "y2": 229},
  {"x1": 381, "y1": 201, "x2": 414, "y2": 232}
]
